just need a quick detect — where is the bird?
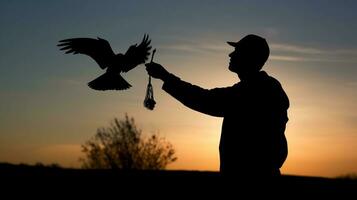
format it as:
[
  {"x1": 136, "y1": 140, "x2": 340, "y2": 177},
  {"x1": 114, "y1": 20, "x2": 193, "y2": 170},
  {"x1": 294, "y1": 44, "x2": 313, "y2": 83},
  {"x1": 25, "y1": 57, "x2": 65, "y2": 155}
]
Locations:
[{"x1": 57, "y1": 34, "x2": 152, "y2": 90}]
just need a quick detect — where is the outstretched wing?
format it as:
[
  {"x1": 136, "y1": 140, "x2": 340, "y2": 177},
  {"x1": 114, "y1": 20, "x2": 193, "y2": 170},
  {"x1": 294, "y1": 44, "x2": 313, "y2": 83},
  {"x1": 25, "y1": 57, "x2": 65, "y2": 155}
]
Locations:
[
  {"x1": 57, "y1": 37, "x2": 115, "y2": 69},
  {"x1": 121, "y1": 34, "x2": 152, "y2": 72}
]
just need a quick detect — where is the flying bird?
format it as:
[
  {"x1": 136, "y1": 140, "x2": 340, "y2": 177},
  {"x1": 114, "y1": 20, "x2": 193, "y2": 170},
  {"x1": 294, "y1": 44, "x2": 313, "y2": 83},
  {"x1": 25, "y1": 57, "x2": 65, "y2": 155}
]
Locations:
[{"x1": 57, "y1": 34, "x2": 152, "y2": 90}]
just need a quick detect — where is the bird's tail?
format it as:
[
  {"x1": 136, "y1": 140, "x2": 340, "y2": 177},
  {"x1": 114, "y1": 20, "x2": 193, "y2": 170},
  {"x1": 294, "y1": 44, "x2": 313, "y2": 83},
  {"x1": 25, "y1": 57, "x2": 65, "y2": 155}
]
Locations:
[{"x1": 88, "y1": 73, "x2": 131, "y2": 91}]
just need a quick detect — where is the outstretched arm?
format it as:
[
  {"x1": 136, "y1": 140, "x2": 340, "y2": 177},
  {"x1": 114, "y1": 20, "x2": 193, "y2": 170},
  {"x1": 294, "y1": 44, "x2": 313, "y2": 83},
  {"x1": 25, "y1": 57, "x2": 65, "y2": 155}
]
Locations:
[{"x1": 145, "y1": 62, "x2": 230, "y2": 117}]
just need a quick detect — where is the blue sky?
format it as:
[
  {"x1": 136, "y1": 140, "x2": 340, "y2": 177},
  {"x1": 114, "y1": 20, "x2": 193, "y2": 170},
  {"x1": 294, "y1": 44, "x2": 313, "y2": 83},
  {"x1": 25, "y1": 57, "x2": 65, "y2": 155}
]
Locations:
[
  {"x1": 1, "y1": 0, "x2": 357, "y2": 89},
  {"x1": 0, "y1": 0, "x2": 357, "y2": 176}
]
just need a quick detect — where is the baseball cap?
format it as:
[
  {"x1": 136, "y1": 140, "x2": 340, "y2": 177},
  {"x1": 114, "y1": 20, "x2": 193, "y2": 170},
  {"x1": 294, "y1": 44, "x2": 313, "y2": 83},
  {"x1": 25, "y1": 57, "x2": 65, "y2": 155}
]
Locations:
[{"x1": 227, "y1": 34, "x2": 270, "y2": 66}]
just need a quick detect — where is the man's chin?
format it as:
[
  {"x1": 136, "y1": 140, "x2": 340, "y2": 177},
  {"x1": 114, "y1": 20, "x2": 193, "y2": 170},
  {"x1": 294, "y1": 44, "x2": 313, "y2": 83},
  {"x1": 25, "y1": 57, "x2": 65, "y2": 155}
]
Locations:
[{"x1": 228, "y1": 65, "x2": 236, "y2": 72}]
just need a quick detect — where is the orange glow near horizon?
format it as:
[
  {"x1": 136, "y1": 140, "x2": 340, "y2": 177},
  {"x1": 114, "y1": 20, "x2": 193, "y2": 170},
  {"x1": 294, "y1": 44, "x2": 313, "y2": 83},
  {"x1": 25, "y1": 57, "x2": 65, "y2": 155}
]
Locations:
[{"x1": 2, "y1": 61, "x2": 356, "y2": 178}]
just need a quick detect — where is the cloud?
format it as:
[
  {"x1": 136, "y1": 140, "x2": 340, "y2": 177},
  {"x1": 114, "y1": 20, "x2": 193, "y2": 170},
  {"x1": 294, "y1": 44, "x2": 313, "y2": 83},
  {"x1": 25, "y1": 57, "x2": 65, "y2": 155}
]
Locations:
[
  {"x1": 271, "y1": 42, "x2": 357, "y2": 55},
  {"x1": 269, "y1": 55, "x2": 357, "y2": 63},
  {"x1": 270, "y1": 43, "x2": 324, "y2": 54},
  {"x1": 334, "y1": 49, "x2": 357, "y2": 56},
  {"x1": 270, "y1": 55, "x2": 309, "y2": 62},
  {"x1": 270, "y1": 43, "x2": 357, "y2": 63},
  {"x1": 158, "y1": 42, "x2": 228, "y2": 54},
  {"x1": 158, "y1": 34, "x2": 357, "y2": 64}
]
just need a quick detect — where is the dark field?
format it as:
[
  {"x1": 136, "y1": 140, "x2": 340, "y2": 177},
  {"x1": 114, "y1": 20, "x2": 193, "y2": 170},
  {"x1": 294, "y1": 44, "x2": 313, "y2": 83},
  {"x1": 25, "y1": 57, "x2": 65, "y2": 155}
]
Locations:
[{"x1": 0, "y1": 163, "x2": 356, "y2": 197}]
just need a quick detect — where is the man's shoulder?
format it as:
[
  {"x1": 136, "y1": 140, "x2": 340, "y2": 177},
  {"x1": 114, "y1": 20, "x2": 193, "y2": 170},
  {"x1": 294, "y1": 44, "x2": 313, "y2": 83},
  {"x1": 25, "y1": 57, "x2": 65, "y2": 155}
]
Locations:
[
  {"x1": 263, "y1": 72, "x2": 290, "y2": 108},
  {"x1": 260, "y1": 71, "x2": 284, "y2": 88}
]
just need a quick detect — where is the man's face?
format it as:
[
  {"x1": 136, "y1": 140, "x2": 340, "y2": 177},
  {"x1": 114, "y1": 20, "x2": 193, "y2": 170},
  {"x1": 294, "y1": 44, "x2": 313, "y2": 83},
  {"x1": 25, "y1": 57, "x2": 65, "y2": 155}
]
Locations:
[{"x1": 228, "y1": 48, "x2": 245, "y2": 73}]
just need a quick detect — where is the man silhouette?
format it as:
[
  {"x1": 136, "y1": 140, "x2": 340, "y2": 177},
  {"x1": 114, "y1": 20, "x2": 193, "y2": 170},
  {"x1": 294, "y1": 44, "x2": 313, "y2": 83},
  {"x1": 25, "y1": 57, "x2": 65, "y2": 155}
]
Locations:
[{"x1": 145, "y1": 34, "x2": 289, "y2": 178}]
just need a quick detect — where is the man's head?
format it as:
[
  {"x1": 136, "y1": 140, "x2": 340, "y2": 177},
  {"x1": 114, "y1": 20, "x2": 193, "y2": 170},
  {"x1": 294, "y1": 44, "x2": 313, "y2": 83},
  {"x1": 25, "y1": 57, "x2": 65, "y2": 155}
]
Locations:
[{"x1": 228, "y1": 34, "x2": 270, "y2": 76}]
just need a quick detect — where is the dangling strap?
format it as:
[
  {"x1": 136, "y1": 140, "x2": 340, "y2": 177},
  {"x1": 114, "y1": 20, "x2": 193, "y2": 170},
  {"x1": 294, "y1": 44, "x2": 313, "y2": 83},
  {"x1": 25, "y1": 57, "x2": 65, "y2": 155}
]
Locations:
[{"x1": 144, "y1": 49, "x2": 156, "y2": 110}]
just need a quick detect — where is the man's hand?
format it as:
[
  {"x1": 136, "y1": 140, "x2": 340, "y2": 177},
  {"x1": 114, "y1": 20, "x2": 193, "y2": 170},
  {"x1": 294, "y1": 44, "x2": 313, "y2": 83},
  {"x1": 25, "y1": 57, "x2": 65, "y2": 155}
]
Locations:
[{"x1": 145, "y1": 62, "x2": 170, "y2": 81}]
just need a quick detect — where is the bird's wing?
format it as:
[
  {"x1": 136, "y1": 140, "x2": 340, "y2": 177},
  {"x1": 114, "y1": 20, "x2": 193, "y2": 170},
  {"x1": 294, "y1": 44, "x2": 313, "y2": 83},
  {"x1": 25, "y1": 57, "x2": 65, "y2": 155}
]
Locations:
[
  {"x1": 57, "y1": 37, "x2": 115, "y2": 69},
  {"x1": 121, "y1": 34, "x2": 152, "y2": 72}
]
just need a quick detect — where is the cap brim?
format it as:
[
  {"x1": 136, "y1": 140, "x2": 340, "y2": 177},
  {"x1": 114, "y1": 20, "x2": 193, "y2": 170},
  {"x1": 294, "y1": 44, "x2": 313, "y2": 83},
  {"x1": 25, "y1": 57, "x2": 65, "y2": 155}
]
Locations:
[{"x1": 227, "y1": 41, "x2": 237, "y2": 47}]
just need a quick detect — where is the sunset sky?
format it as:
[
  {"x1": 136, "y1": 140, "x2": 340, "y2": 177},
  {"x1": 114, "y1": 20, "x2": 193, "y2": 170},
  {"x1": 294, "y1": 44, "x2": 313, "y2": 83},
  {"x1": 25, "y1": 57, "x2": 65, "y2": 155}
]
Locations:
[{"x1": 1, "y1": 0, "x2": 357, "y2": 177}]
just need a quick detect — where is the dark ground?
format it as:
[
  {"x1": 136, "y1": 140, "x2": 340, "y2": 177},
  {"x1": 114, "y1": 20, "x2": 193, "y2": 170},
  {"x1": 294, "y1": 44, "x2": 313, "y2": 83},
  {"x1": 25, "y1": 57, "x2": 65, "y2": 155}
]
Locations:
[{"x1": 0, "y1": 163, "x2": 356, "y2": 197}]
